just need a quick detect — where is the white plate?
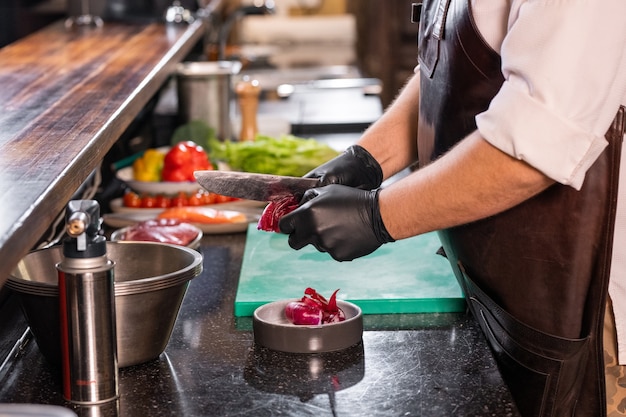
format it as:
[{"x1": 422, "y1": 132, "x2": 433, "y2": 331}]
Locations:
[
  {"x1": 116, "y1": 166, "x2": 201, "y2": 195},
  {"x1": 103, "y1": 211, "x2": 252, "y2": 235}
]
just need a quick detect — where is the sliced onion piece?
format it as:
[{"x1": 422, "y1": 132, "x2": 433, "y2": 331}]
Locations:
[{"x1": 285, "y1": 301, "x2": 323, "y2": 325}]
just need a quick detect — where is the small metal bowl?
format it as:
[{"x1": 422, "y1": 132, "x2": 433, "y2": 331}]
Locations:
[{"x1": 253, "y1": 299, "x2": 363, "y2": 353}]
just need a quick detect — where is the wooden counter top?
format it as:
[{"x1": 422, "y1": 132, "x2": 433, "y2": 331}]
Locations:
[{"x1": 0, "y1": 19, "x2": 206, "y2": 286}]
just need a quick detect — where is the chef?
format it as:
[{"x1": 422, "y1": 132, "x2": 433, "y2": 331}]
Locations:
[{"x1": 278, "y1": 0, "x2": 626, "y2": 415}]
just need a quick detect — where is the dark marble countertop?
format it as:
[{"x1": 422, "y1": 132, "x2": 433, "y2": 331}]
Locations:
[{"x1": 0, "y1": 232, "x2": 521, "y2": 417}]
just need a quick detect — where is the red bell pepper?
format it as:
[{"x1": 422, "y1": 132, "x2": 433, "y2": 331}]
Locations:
[{"x1": 161, "y1": 141, "x2": 213, "y2": 182}]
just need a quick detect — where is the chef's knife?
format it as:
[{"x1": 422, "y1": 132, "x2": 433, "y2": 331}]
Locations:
[{"x1": 194, "y1": 171, "x2": 320, "y2": 202}]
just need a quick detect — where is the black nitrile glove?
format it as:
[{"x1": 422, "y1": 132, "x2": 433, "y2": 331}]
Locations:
[
  {"x1": 304, "y1": 145, "x2": 383, "y2": 190},
  {"x1": 278, "y1": 184, "x2": 395, "y2": 261}
]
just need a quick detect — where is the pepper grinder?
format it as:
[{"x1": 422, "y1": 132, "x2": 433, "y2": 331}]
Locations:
[
  {"x1": 56, "y1": 200, "x2": 118, "y2": 404},
  {"x1": 235, "y1": 77, "x2": 261, "y2": 141}
]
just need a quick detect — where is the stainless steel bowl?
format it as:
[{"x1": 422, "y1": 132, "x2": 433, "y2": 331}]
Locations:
[
  {"x1": 253, "y1": 299, "x2": 363, "y2": 353},
  {"x1": 6, "y1": 241, "x2": 203, "y2": 368}
]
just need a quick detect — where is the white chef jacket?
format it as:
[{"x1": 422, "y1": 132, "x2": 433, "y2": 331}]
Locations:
[{"x1": 468, "y1": 0, "x2": 626, "y2": 362}]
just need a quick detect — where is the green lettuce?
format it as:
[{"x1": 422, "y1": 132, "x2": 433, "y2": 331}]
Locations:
[{"x1": 208, "y1": 134, "x2": 339, "y2": 177}]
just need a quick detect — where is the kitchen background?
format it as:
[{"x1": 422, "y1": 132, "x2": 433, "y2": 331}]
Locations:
[
  {"x1": 0, "y1": 0, "x2": 418, "y2": 107},
  {"x1": 0, "y1": 0, "x2": 419, "y2": 386},
  {"x1": 0, "y1": 0, "x2": 422, "y2": 224},
  {"x1": 0, "y1": 3, "x2": 523, "y2": 415}
]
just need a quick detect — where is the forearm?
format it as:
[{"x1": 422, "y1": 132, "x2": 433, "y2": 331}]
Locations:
[
  {"x1": 379, "y1": 130, "x2": 555, "y2": 240},
  {"x1": 356, "y1": 73, "x2": 421, "y2": 180}
]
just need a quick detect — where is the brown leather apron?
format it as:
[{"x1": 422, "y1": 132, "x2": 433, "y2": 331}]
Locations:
[{"x1": 415, "y1": 0, "x2": 625, "y2": 415}]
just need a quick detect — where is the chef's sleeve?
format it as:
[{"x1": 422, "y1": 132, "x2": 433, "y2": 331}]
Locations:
[{"x1": 475, "y1": 0, "x2": 626, "y2": 190}]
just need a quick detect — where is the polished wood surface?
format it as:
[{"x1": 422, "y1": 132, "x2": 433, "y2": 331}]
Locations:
[{"x1": 0, "y1": 20, "x2": 205, "y2": 286}]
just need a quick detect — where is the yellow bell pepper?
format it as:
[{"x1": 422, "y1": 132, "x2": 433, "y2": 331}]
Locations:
[{"x1": 132, "y1": 149, "x2": 165, "y2": 182}]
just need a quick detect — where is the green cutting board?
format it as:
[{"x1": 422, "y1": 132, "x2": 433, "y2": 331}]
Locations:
[{"x1": 234, "y1": 224, "x2": 465, "y2": 316}]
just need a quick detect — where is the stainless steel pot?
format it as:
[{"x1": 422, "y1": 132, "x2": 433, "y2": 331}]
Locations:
[{"x1": 176, "y1": 61, "x2": 242, "y2": 141}]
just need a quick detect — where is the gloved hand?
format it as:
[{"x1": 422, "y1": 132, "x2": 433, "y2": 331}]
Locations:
[
  {"x1": 304, "y1": 145, "x2": 383, "y2": 190},
  {"x1": 279, "y1": 184, "x2": 395, "y2": 261}
]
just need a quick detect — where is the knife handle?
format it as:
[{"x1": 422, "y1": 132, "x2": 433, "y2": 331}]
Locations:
[{"x1": 236, "y1": 78, "x2": 261, "y2": 142}]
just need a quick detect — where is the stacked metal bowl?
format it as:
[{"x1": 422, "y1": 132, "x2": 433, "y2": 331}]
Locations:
[{"x1": 6, "y1": 241, "x2": 203, "y2": 368}]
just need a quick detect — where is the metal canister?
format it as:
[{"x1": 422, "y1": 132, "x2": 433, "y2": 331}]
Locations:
[
  {"x1": 56, "y1": 200, "x2": 118, "y2": 404},
  {"x1": 176, "y1": 61, "x2": 242, "y2": 141}
]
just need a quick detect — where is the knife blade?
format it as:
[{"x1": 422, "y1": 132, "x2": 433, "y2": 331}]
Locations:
[{"x1": 194, "y1": 171, "x2": 320, "y2": 202}]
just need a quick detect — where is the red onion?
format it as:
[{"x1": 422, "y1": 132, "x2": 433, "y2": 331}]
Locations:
[
  {"x1": 284, "y1": 301, "x2": 323, "y2": 325},
  {"x1": 285, "y1": 288, "x2": 346, "y2": 325},
  {"x1": 257, "y1": 194, "x2": 299, "y2": 232}
]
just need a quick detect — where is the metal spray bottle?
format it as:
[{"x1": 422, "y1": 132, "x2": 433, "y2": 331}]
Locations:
[{"x1": 56, "y1": 200, "x2": 118, "y2": 404}]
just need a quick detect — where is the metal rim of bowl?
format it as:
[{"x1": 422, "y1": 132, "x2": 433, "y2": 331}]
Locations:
[
  {"x1": 112, "y1": 241, "x2": 203, "y2": 295},
  {"x1": 7, "y1": 241, "x2": 203, "y2": 297}
]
